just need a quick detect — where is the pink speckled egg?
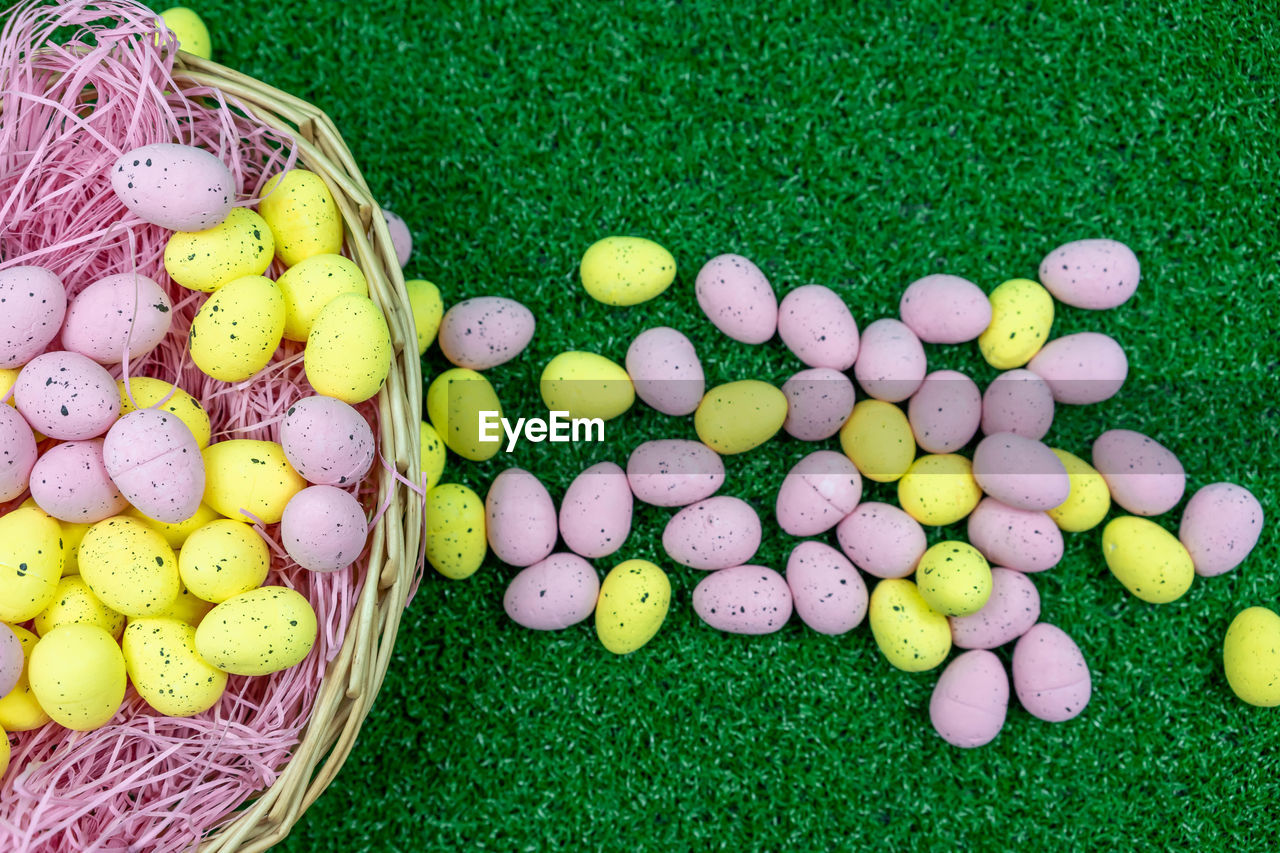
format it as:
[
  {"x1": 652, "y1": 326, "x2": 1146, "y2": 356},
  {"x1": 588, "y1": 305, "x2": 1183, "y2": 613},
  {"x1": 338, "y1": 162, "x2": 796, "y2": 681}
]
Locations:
[
  {"x1": 281, "y1": 485, "x2": 368, "y2": 572},
  {"x1": 625, "y1": 327, "x2": 705, "y2": 416},
  {"x1": 981, "y1": 369, "x2": 1055, "y2": 440},
  {"x1": 695, "y1": 254, "x2": 777, "y2": 344},
  {"x1": 111, "y1": 143, "x2": 233, "y2": 231},
  {"x1": 777, "y1": 285, "x2": 859, "y2": 370},
  {"x1": 61, "y1": 273, "x2": 173, "y2": 365},
  {"x1": 1038, "y1": 239, "x2": 1140, "y2": 310},
  {"x1": 662, "y1": 495, "x2": 761, "y2": 571},
  {"x1": 781, "y1": 367, "x2": 856, "y2": 441},
  {"x1": 29, "y1": 439, "x2": 127, "y2": 523},
  {"x1": 1026, "y1": 332, "x2": 1128, "y2": 405},
  {"x1": 14, "y1": 351, "x2": 120, "y2": 440},
  {"x1": 103, "y1": 409, "x2": 205, "y2": 523},
  {"x1": 0, "y1": 265, "x2": 66, "y2": 369},
  {"x1": 929, "y1": 649, "x2": 1008, "y2": 748},
  {"x1": 972, "y1": 432, "x2": 1069, "y2": 511},
  {"x1": 279, "y1": 395, "x2": 376, "y2": 487},
  {"x1": 1092, "y1": 429, "x2": 1185, "y2": 517},
  {"x1": 775, "y1": 450, "x2": 862, "y2": 537},
  {"x1": 949, "y1": 567, "x2": 1041, "y2": 649},
  {"x1": 967, "y1": 497, "x2": 1063, "y2": 574},
  {"x1": 558, "y1": 461, "x2": 632, "y2": 559},
  {"x1": 899, "y1": 274, "x2": 991, "y2": 344},
  {"x1": 693, "y1": 565, "x2": 793, "y2": 634},
  {"x1": 1179, "y1": 483, "x2": 1264, "y2": 577},
  {"x1": 626, "y1": 439, "x2": 724, "y2": 507},
  {"x1": 382, "y1": 210, "x2": 412, "y2": 268},
  {"x1": 907, "y1": 369, "x2": 981, "y2": 454},
  {"x1": 503, "y1": 553, "x2": 600, "y2": 630},
  {"x1": 485, "y1": 468, "x2": 558, "y2": 567},
  {"x1": 438, "y1": 297, "x2": 535, "y2": 371},
  {"x1": 785, "y1": 541, "x2": 867, "y2": 635},
  {"x1": 835, "y1": 501, "x2": 926, "y2": 579},
  {"x1": 0, "y1": 404, "x2": 38, "y2": 502},
  {"x1": 0, "y1": 622, "x2": 22, "y2": 698},
  {"x1": 1012, "y1": 623, "x2": 1091, "y2": 722},
  {"x1": 853, "y1": 318, "x2": 927, "y2": 403}
]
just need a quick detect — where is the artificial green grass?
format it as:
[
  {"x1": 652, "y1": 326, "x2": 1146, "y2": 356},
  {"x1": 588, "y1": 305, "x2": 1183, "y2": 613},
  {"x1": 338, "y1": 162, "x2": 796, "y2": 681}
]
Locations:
[{"x1": 195, "y1": 0, "x2": 1278, "y2": 848}]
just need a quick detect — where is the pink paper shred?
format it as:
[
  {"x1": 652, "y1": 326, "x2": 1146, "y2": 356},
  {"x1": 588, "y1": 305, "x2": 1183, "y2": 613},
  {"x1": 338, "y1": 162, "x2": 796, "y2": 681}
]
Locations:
[{"x1": 0, "y1": 2, "x2": 400, "y2": 849}]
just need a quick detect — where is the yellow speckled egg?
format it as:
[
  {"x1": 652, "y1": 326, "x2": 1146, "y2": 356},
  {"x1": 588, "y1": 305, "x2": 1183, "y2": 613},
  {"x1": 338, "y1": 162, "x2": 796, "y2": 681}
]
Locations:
[
  {"x1": 1224, "y1": 607, "x2": 1280, "y2": 707},
  {"x1": 159, "y1": 7, "x2": 212, "y2": 59},
  {"x1": 304, "y1": 293, "x2": 392, "y2": 404},
  {"x1": 189, "y1": 275, "x2": 286, "y2": 383},
  {"x1": 0, "y1": 624, "x2": 52, "y2": 731},
  {"x1": 580, "y1": 236, "x2": 677, "y2": 306},
  {"x1": 406, "y1": 280, "x2": 444, "y2": 355},
  {"x1": 694, "y1": 380, "x2": 786, "y2": 455},
  {"x1": 897, "y1": 454, "x2": 982, "y2": 526},
  {"x1": 916, "y1": 541, "x2": 992, "y2": 617},
  {"x1": 28, "y1": 624, "x2": 126, "y2": 730},
  {"x1": 868, "y1": 578, "x2": 951, "y2": 672},
  {"x1": 124, "y1": 617, "x2": 227, "y2": 716},
  {"x1": 202, "y1": 440, "x2": 305, "y2": 524},
  {"x1": 164, "y1": 207, "x2": 274, "y2": 293},
  {"x1": 258, "y1": 170, "x2": 343, "y2": 266},
  {"x1": 78, "y1": 516, "x2": 179, "y2": 618},
  {"x1": 153, "y1": 581, "x2": 216, "y2": 626},
  {"x1": 418, "y1": 421, "x2": 446, "y2": 493},
  {"x1": 34, "y1": 575, "x2": 125, "y2": 639},
  {"x1": 426, "y1": 368, "x2": 503, "y2": 462},
  {"x1": 0, "y1": 507, "x2": 64, "y2": 623},
  {"x1": 277, "y1": 253, "x2": 368, "y2": 342},
  {"x1": 126, "y1": 502, "x2": 221, "y2": 550},
  {"x1": 839, "y1": 399, "x2": 916, "y2": 483},
  {"x1": 596, "y1": 559, "x2": 671, "y2": 654},
  {"x1": 540, "y1": 352, "x2": 635, "y2": 422},
  {"x1": 1101, "y1": 516, "x2": 1194, "y2": 604},
  {"x1": 195, "y1": 586, "x2": 317, "y2": 675},
  {"x1": 59, "y1": 519, "x2": 91, "y2": 576},
  {"x1": 1046, "y1": 448, "x2": 1111, "y2": 532},
  {"x1": 178, "y1": 519, "x2": 269, "y2": 603},
  {"x1": 117, "y1": 378, "x2": 212, "y2": 449},
  {"x1": 978, "y1": 278, "x2": 1054, "y2": 369},
  {"x1": 425, "y1": 483, "x2": 487, "y2": 579}
]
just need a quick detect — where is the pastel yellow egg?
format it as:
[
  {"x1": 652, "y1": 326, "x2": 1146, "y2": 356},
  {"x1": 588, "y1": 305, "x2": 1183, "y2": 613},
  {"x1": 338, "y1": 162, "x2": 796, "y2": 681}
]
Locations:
[
  {"x1": 426, "y1": 368, "x2": 502, "y2": 462},
  {"x1": 304, "y1": 293, "x2": 392, "y2": 404},
  {"x1": 915, "y1": 541, "x2": 992, "y2": 617},
  {"x1": 276, "y1": 253, "x2": 368, "y2": 342},
  {"x1": 202, "y1": 440, "x2": 305, "y2": 524},
  {"x1": 117, "y1": 378, "x2": 212, "y2": 449},
  {"x1": 839, "y1": 399, "x2": 916, "y2": 483},
  {"x1": 1224, "y1": 607, "x2": 1280, "y2": 707},
  {"x1": 406, "y1": 279, "x2": 444, "y2": 355},
  {"x1": 28, "y1": 624, "x2": 126, "y2": 730},
  {"x1": 34, "y1": 576, "x2": 125, "y2": 639},
  {"x1": 123, "y1": 618, "x2": 227, "y2": 716},
  {"x1": 978, "y1": 278, "x2": 1054, "y2": 369},
  {"x1": 0, "y1": 624, "x2": 52, "y2": 731},
  {"x1": 418, "y1": 421, "x2": 446, "y2": 493},
  {"x1": 425, "y1": 483, "x2": 487, "y2": 580},
  {"x1": 152, "y1": 581, "x2": 216, "y2": 626},
  {"x1": 0, "y1": 507, "x2": 64, "y2": 623},
  {"x1": 79, "y1": 517, "x2": 179, "y2": 618},
  {"x1": 540, "y1": 352, "x2": 635, "y2": 422},
  {"x1": 897, "y1": 454, "x2": 982, "y2": 526},
  {"x1": 580, "y1": 236, "x2": 677, "y2": 306},
  {"x1": 1101, "y1": 516, "x2": 1195, "y2": 604},
  {"x1": 194, "y1": 586, "x2": 317, "y2": 676},
  {"x1": 189, "y1": 275, "x2": 286, "y2": 383},
  {"x1": 868, "y1": 578, "x2": 951, "y2": 672},
  {"x1": 160, "y1": 7, "x2": 211, "y2": 58},
  {"x1": 125, "y1": 502, "x2": 221, "y2": 550},
  {"x1": 178, "y1": 520, "x2": 270, "y2": 603},
  {"x1": 694, "y1": 380, "x2": 787, "y2": 455},
  {"x1": 596, "y1": 559, "x2": 671, "y2": 654},
  {"x1": 258, "y1": 170, "x2": 343, "y2": 266},
  {"x1": 59, "y1": 520, "x2": 91, "y2": 575},
  {"x1": 164, "y1": 207, "x2": 274, "y2": 293},
  {"x1": 1047, "y1": 448, "x2": 1111, "y2": 532}
]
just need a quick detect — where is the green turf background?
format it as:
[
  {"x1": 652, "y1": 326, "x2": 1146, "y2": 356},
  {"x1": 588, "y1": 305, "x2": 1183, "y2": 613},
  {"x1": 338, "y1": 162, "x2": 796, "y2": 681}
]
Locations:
[{"x1": 194, "y1": 0, "x2": 1278, "y2": 848}]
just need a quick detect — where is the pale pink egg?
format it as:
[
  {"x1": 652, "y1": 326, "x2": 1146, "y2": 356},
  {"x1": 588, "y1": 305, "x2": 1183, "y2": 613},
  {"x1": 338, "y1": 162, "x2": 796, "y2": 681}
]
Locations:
[
  {"x1": 908, "y1": 369, "x2": 981, "y2": 453},
  {"x1": 1027, "y1": 332, "x2": 1128, "y2": 405},
  {"x1": 853, "y1": 318, "x2": 926, "y2": 402},
  {"x1": 835, "y1": 501, "x2": 926, "y2": 579},
  {"x1": 558, "y1": 461, "x2": 631, "y2": 559},
  {"x1": 899, "y1": 274, "x2": 991, "y2": 344},
  {"x1": 279, "y1": 395, "x2": 376, "y2": 486},
  {"x1": 972, "y1": 432, "x2": 1069, "y2": 511},
  {"x1": 1038, "y1": 239, "x2": 1139, "y2": 310},
  {"x1": 695, "y1": 254, "x2": 777, "y2": 344},
  {"x1": 1012, "y1": 623, "x2": 1091, "y2": 722},
  {"x1": 103, "y1": 409, "x2": 205, "y2": 523},
  {"x1": 503, "y1": 553, "x2": 600, "y2": 630},
  {"x1": 967, "y1": 498, "x2": 1063, "y2": 573},
  {"x1": 775, "y1": 450, "x2": 862, "y2": 537},
  {"x1": 111, "y1": 143, "x2": 234, "y2": 231},
  {"x1": 382, "y1": 210, "x2": 412, "y2": 268},
  {"x1": 1091, "y1": 429, "x2": 1185, "y2": 517},
  {"x1": 929, "y1": 649, "x2": 1008, "y2": 748},
  {"x1": 61, "y1": 273, "x2": 173, "y2": 365},
  {"x1": 29, "y1": 439, "x2": 127, "y2": 523},
  {"x1": 949, "y1": 567, "x2": 1041, "y2": 649},
  {"x1": 781, "y1": 367, "x2": 856, "y2": 441},
  {"x1": 785, "y1": 541, "x2": 867, "y2": 635},
  {"x1": 693, "y1": 565, "x2": 792, "y2": 634},
  {"x1": 981, "y1": 369, "x2": 1055, "y2": 440},
  {"x1": 437, "y1": 297, "x2": 535, "y2": 371},
  {"x1": 0, "y1": 623, "x2": 23, "y2": 699},
  {"x1": 626, "y1": 439, "x2": 724, "y2": 507},
  {"x1": 0, "y1": 266, "x2": 66, "y2": 369},
  {"x1": 1179, "y1": 483, "x2": 1264, "y2": 577},
  {"x1": 663, "y1": 496, "x2": 761, "y2": 571},
  {"x1": 14, "y1": 351, "x2": 119, "y2": 440},
  {"x1": 625, "y1": 327, "x2": 705, "y2": 416},
  {"x1": 0, "y1": 404, "x2": 38, "y2": 502},
  {"x1": 777, "y1": 285, "x2": 859, "y2": 370},
  {"x1": 281, "y1": 485, "x2": 369, "y2": 572},
  {"x1": 485, "y1": 468, "x2": 557, "y2": 567}
]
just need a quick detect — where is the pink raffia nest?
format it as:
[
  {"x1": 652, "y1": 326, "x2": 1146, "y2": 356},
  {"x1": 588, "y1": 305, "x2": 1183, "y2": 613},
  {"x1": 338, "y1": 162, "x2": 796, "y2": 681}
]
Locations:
[{"x1": 0, "y1": 2, "x2": 423, "y2": 850}]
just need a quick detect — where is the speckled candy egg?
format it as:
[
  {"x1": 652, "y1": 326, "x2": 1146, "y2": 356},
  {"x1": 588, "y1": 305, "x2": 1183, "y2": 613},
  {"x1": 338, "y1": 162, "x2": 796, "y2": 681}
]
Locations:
[
  {"x1": 503, "y1": 553, "x2": 600, "y2": 630},
  {"x1": 1224, "y1": 607, "x2": 1280, "y2": 707},
  {"x1": 930, "y1": 649, "x2": 1009, "y2": 748},
  {"x1": 281, "y1": 485, "x2": 368, "y2": 572},
  {"x1": 977, "y1": 279, "x2": 1054, "y2": 370},
  {"x1": 305, "y1": 293, "x2": 393, "y2": 405},
  {"x1": 33, "y1": 574, "x2": 125, "y2": 638},
  {"x1": 899, "y1": 274, "x2": 991, "y2": 344},
  {"x1": 663, "y1": 496, "x2": 762, "y2": 570},
  {"x1": 202, "y1": 439, "x2": 306, "y2": 524},
  {"x1": 29, "y1": 439, "x2": 127, "y2": 523},
  {"x1": 595, "y1": 559, "x2": 670, "y2": 654},
  {"x1": 869, "y1": 578, "x2": 951, "y2": 672},
  {"x1": 0, "y1": 405, "x2": 37, "y2": 502},
  {"x1": 485, "y1": 468, "x2": 557, "y2": 568},
  {"x1": 540, "y1": 351, "x2": 635, "y2": 421},
  {"x1": 781, "y1": 367, "x2": 856, "y2": 441},
  {"x1": 1179, "y1": 483, "x2": 1264, "y2": 577},
  {"x1": 625, "y1": 327, "x2": 705, "y2": 416},
  {"x1": 438, "y1": 297, "x2": 536, "y2": 371},
  {"x1": 775, "y1": 450, "x2": 862, "y2": 537},
  {"x1": 972, "y1": 432, "x2": 1069, "y2": 511},
  {"x1": 78, "y1": 516, "x2": 179, "y2": 618},
  {"x1": 277, "y1": 254, "x2": 368, "y2": 342},
  {"x1": 258, "y1": 169, "x2": 343, "y2": 266},
  {"x1": 693, "y1": 565, "x2": 793, "y2": 635},
  {"x1": 785, "y1": 541, "x2": 867, "y2": 635},
  {"x1": 0, "y1": 507, "x2": 63, "y2": 622},
  {"x1": 104, "y1": 409, "x2": 205, "y2": 523},
  {"x1": 0, "y1": 266, "x2": 66, "y2": 368},
  {"x1": 558, "y1": 461, "x2": 632, "y2": 559},
  {"x1": 1038, "y1": 239, "x2": 1140, "y2": 310},
  {"x1": 695, "y1": 254, "x2": 777, "y2": 344},
  {"x1": 426, "y1": 368, "x2": 503, "y2": 462},
  {"x1": 425, "y1": 483, "x2": 487, "y2": 580},
  {"x1": 164, "y1": 207, "x2": 274, "y2": 293},
  {"x1": 382, "y1": 210, "x2": 412, "y2": 267},
  {"x1": 580, "y1": 236, "x2": 677, "y2": 306},
  {"x1": 1027, "y1": 332, "x2": 1128, "y2": 405},
  {"x1": 853, "y1": 319, "x2": 927, "y2": 403},
  {"x1": 626, "y1": 439, "x2": 725, "y2": 507},
  {"x1": 189, "y1": 275, "x2": 286, "y2": 383},
  {"x1": 1091, "y1": 429, "x2": 1185, "y2": 516},
  {"x1": 279, "y1": 395, "x2": 375, "y2": 486},
  {"x1": 195, "y1": 586, "x2": 318, "y2": 675},
  {"x1": 896, "y1": 454, "x2": 982, "y2": 527},
  {"x1": 916, "y1": 541, "x2": 992, "y2": 617},
  {"x1": 948, "y1": 567, "x2": 1041, "y2": 650},
  {"x1": 27, "y1": 624, "x2": 126, "y2": 730},
  {"x1": 14, "y1": 351, "x2": 119, "y2": 441},
  {"x1": 694, "y1": 380, "x2": 787, "y2": 455},
  {"x1": 967, "y1": 497, "x2": 1064, "y2": 574},
  {"x1": 836, "y1": 502, "x2": 926, "y2": 579},
  {"x1": 112, "y1": 143, "x2": 233, "y2": 231},
  {"x1": 907, "y1": 370, "x2": 981, "y2": 454},
  {"x1": 839, "y1": 399, "x2": 916, "y2": 483},
  {"x1": 1101, "y1": 516, "x2": 1194, "y2": 604},
  {"x1": 1046, "y1": 448, "x2": 1110, "y2": 532},
  {"x1": 777, "y1": 285, "x2": 859, "y2": 370},
  {"x1": 980, "y1": 369, "x2": 1055, "y2": 440},
  {"x1": 178, "y1": 520, "x2": 269, "y2": 602},
  {"x1": 123, "y1": 618, "x2": 227, "y2": 717},
  {"x1": 117, "y1": 378, "x2": 211, "y2": 449},
  {"x1": 1012, "y1": 623, "x2": 1091, "y2": 722}
]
